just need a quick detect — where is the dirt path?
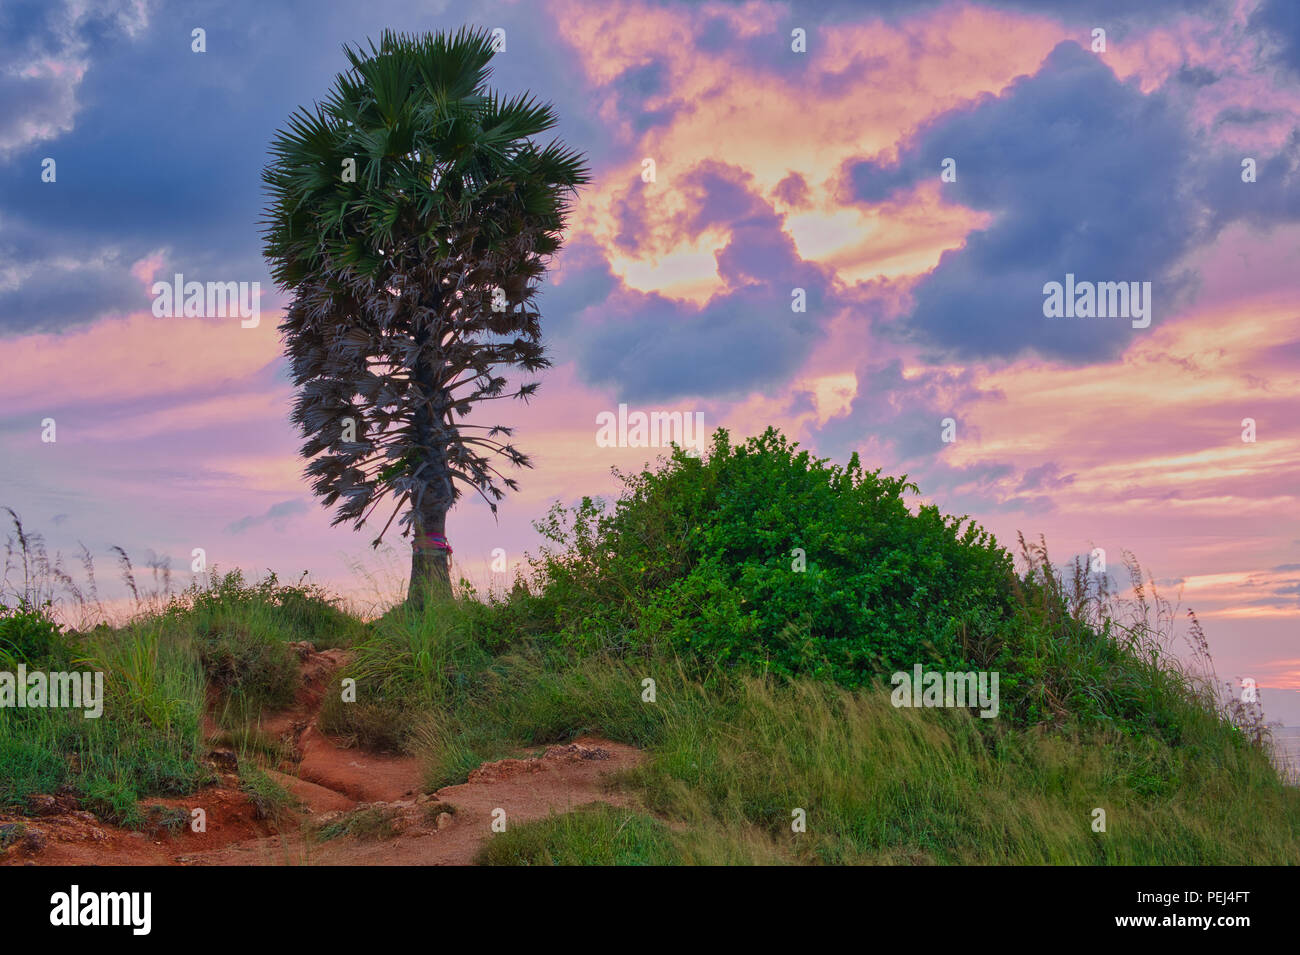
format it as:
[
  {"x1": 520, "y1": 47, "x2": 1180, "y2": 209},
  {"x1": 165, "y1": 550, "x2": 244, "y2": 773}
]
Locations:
[{"x1": 2, "y1": 644, "x2": 644, "y2": 866}]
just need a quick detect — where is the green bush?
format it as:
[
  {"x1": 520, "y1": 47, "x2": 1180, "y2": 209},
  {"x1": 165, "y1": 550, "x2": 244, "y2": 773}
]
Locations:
[
  {"x1": 479, "y1": 427, "x2": 1255, "y2": 749},
  {"x1": 517, "y1": 428, "x2": 1015, "y2": 685},
  {"x1": 192, "y1": 621, "x2": 297, "y2": 707},
  {"x1": 0, "y1": 600, "x2": 70, "y2": 666}
]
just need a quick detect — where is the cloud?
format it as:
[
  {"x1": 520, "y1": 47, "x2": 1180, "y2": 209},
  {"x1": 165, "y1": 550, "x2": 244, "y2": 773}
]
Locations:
[
  {"x1": 226, "y1": 498, "x2": 309, "y2": 535},
  {"x1": 1017, "y1": 461, "x2": 1076, "y2": 492},
  {"x1": 0, "y1": 0, "x2": 560, "y2": 338},
  {"x1": 846, "y1": 42, "x2": 1213, "y2": 362},
  {"x1": 773, "y1": 172, "x2": 811, "y2": 208},
  {"x1": 697, "y1": 0, "x2": 1227, "y2": 30},
  {"x1": 570, "y1": 163, "x2": 842, "y2": 401},
  {"x1": 1251, "y1": 0, "x2": 1300, "y2": 74},
  {"x1": 0, "y1": 0, "x2": 150, "y2": 156},
  {"x1": 1202, "y1": 127, "x2": 1300, "y2": 231},
  {"x1": 0, "y1": 227, "x2": 144, "y2": 333}
]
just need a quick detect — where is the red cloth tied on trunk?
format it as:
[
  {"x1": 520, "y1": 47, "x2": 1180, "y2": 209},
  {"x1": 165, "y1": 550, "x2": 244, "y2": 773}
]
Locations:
[{"x1": 422, "y1": 533, "x2": 453, "y2": 555}]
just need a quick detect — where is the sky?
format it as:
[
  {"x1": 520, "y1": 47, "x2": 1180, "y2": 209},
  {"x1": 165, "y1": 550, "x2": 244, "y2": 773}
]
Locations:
[{"x1": 1, "y1": 0, "x2": 1298, "y2": 720}]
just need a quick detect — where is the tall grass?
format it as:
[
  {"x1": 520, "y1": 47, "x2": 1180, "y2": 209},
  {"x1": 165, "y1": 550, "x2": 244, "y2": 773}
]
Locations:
[
  {"x1": 324, "y1": 541, "x2": 1300, "y2": 864},
  {"x1": 1, "y1": 511, "x2": 365, "y2": 827},
  {"x1": 329, "y1": 596, "x2": 1300, "y2": 864},
  {"x1": 476, "y1": 804, "x2": 680, "y2": 865},
  {"x1": 0, "y1": 619, "x2": 208, "y2": 825},
  {"x1": 1008, "y1": 533, "x2": 1272, "y2": 748},
  {"x1": 4, "y1": 504, "x2": 1296, "y2": 863}
]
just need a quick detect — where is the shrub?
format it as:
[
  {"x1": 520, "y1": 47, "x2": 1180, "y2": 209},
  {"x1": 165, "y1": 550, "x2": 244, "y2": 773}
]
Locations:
[
  {"x1": 0, "y1": 600, "x2": 70, "y2": 666},
  {"x1": 480, "y1": 427, "x2": 1258, "y2": 751},
  {"x1": 517, "y1": 427, "x2": 1015, "y2": 685}
]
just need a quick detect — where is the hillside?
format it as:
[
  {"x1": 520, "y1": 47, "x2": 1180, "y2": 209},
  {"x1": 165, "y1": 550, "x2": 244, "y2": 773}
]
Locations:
[{"x1": 3, "y1": 430, "x2": 1298, "y2": 865}]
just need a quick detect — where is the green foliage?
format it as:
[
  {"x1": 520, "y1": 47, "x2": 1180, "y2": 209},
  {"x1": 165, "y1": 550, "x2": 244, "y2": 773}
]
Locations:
[
  {"x1": 621, "y1": 674, "x2": 1300, "y2": 865},
  {"x1": 475, "y1": 804, "x2": 681, "y2": 865},
  {"x1": 0, "y1": 614, "x2": 208, "y2": 825},
  {"x1": 482, "y1": 427, "x2": 1262, "y2": 750},
  {"x1": 2, "y1": 450, "x2": 1291, "y2": 865},
  {"x1": 261, "y1": 27, "x2": 590, "y2": 569},
  {"x1": 367, "y1": 626, "x2": 1300, "y2": 864},
  {"x1": 262, "y1": 27, "x2": 587, "y2": 289},
  {"x1": 517, "y1": 427, "x2": 1015, "y2": 685},
  {"x1": 144, "y1": 804, "x2": 190, "y2": 836},
  {"x1": 0, "y1": 560, "x2": 364, "y2": 826},
  {"x1": 169, "y1": 569, "x2": 363, "y2": 650},
  {"x1": 160, "y1": 570, "x2": 360, "y2": 710},
  {"x1": 993, "y1": 538, "x2": 1252, "y2": 745},
  {"x1": 315, "y1": 804, "x2": 404, "y2": 841},
  {"x1": 193, "y1": 624, "x2": 297, "y2": 708},
  {"x1": 318, "y1": 593, "x2": 529, "y2": 753},
  {"x1": 239, "y1": 764, "x2": 298, "y2": 822},
  {"x1": 0, "y1": 600, "x2": 70, "y2": 667},
  {"x1": 0, "y1": 822, "x2": 26, "y2": 850},
  {"x1": 82, "y1": 777, "x2": 144, "y2": 829}
]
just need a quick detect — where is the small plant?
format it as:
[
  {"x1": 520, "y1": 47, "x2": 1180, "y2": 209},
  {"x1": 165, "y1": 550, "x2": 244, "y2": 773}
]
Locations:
[
  {"x1": 239, "y1": 765, "x2": 298, "y2": 822},
  {"x1": 82, "y1": 777, "x2": 144, "y2": 829},
  {"x1": 475, "y1": 804, "x2": 680, "y2": 866},
  {"x1": 145, "y1": 804, "x2": 190, "y2": 836},
  {"x1": 0, "y1": 822, "x2": 27, "y2": 850},
  {"x1": 316, "y1": 804, "x2": 404, "y2": 841}
]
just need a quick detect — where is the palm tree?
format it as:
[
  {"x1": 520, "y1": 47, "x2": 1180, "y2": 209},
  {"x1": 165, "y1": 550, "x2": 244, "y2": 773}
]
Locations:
[{"x1": 262, "y1": 28, "x2": 588, "y2": 604}]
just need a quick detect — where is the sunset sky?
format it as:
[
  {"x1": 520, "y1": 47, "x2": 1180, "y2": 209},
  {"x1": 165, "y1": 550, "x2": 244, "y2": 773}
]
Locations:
[{"x1": 2, "y1": 0, "x2": 1298, "y2": 720}]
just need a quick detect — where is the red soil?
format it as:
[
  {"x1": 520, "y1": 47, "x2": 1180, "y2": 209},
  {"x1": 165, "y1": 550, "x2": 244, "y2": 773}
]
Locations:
[{"x1": 1, "y1": 643, "x2": 643, "y2": 866}]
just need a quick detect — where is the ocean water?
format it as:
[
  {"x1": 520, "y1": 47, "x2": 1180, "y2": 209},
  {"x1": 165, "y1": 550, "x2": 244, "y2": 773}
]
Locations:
[{"x1": 1272, "y1": 727, "x2": 1300, "y2": 785}]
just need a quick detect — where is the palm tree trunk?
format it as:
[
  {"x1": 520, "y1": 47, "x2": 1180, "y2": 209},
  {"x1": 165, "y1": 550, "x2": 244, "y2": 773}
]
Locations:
[
  {"x1": 408, "y1": 502, "x2": 451, "y2": 606},
  {"x1": 406, "y1": 283, "x2": 454, "y2": 608}
]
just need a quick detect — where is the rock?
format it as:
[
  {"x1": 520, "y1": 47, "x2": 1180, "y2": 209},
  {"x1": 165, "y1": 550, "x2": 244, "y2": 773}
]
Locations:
[
  {"x1": 206, "y1": 749, "x2": 238, "y2": 772},
  {"x1": 544, "y1": 743, "x2": 613, "y2": 761},
  {"x1": 27, "y1": 794, "x2": 62, "y2": 816},
  {"x1": 435, "y1": 812, "x2": 453, "y2": 830},
  {"x1": 0, "y1": 823, "x2": 23, "y2": 849},
  {"x1": 54, "y1": 793, "x2": 79, "y2": 813},
  {"x1": 20, "y1": 826, "x2": 47, "y2": 854}
]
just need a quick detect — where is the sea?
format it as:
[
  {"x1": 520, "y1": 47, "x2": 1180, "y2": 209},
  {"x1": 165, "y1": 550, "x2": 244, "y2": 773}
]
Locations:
[{"x1": 1273, "y1": 727, "x2": 1300, "y2": 785}]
